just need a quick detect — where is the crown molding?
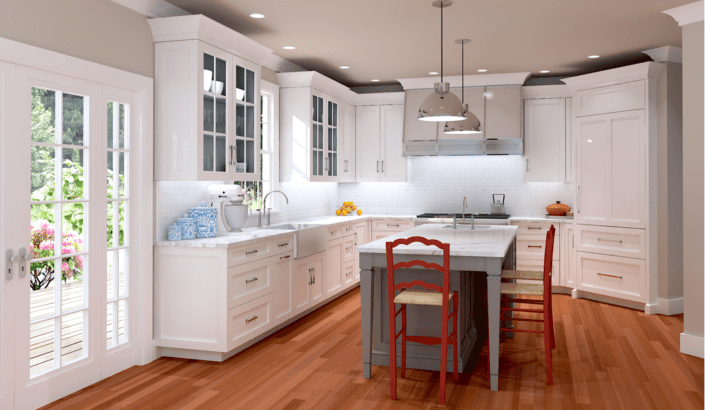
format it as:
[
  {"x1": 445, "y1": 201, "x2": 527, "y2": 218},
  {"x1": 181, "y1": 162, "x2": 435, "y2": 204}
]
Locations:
[
  {"x1": 562, "y1": 62, "x2": 663, "y2": 91},
  {"x1": 642, "y1": 46, "x2": 683, "y2": 63},
  {"x1": 277, "y1": 72, "x2": 357, "y2": 104},
  {"x1": 397, "y1": 72, "x2": 531, "y2": 90},
  {"x1": 112, "y1": 0, "x2": 189, "y2": 18},
  {"x1": 354, "y1": 92, "x2": 405, "y2": 106},
  {"x1": 663, "y1": 1, "x2": 704, "y2": 26},
  {"x1": 522, "y1": 85, "x2": 572, "y2": 99}
]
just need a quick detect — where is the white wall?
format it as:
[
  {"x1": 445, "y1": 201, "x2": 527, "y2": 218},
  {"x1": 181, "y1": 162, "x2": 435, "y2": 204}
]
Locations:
[{"x1": 339, "y1": 156, "x2": 574, "y2": 216}]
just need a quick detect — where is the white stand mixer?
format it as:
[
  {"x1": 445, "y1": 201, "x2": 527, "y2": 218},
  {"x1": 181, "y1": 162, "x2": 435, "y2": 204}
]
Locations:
[{"x1": 209, "y1": 184, "x2": 248, "y2": 235}]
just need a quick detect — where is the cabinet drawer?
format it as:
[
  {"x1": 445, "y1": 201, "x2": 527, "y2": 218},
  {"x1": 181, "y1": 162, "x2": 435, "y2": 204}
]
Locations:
[
  {"x1": 577, "y1": 252, "x2": 646, "y2": 303},
  {"x1": 228, "y1": 240, "x2": 272, "y2": 267},
  {"x1": 273, "y1": 235, "x2": 294, "y2": 255},
  {"x1": 343, "y1": 236, "x2": 355, "y2": 263},
  {"x1": 328, "y1": 225, "x2": 344, "y2": 240},
  {"x1": 511, "y1": 221, "x2": 559, "y2": 236},
  {"x1": 372, "y1": 219, "x2": 414, "y2": 232},
  {"x1": 576, "y1": 226, "x2": 645, "y2": 259},
  {"x1": 575, "y1": 81, "x2": 645, "y2": 117},
  {"x1": 343, "y1": 259, "x2": 355, "y2": 286},
  {"x1": 227, "y1": 293, "x2": 272, "y2": 350},
  {"x1": 227, "y1": 258, "x2": 272, "y2": 309},
  {"x1": 343, "y1": 223, "x2": 355, "y2": 237},
  {"x1": 517, "y1": 235, "x2": 559, "y2": 260}
]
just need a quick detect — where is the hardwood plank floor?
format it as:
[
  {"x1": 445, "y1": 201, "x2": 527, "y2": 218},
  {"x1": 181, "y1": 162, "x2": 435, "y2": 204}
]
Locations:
[{"x1": 42, "y1": 287, "x2": 703, "y2": 409}]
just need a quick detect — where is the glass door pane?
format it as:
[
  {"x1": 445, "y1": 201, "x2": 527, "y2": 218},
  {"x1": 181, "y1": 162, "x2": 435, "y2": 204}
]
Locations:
[
  {"x1": 327, "y1": 100, "x2": 338, "y2": 177},
  {"x1": 234, "y1": 62, "x2": 257, "y2": 178},
  {"x1": 202, "y1": 52, "x2": 228, "y2": 175},
  {"x1": 312, "y1": 95, "x2": 325, "y2": 177}
]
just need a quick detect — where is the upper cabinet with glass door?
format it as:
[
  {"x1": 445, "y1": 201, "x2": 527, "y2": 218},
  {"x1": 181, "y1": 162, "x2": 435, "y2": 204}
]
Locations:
[
  {"x1": 149, "y1": 15, "x2": 262, "y2": 182},
  {"x1": 278, "y1": 72, "x2": 354, "y2": 182}
]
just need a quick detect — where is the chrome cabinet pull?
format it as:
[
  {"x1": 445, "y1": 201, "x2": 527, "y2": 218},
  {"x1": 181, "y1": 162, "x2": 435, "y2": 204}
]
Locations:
[
  {"x1": 246, "y1": 277, "x2": 258, "y2": 284},
  {"x1": 229, "y1": 145, "x2": 234, "y2": 165},
  {"x1": 528, "y1": 245, "x2": 543, "y2": 248},
  {"x1": 526, "y1": 159, "x2": 529, "y2": 172},
  {"x1": 354, "y1": 232, "x2": 358, "y2": 245},
  {"x1": 376, "y1": 161, "x2": 379, "y2": 173},
  {"x1": 278, "y1": 242, "x2": 289, "y2": 247},
  {"x1": 381, "y1": 161, "x2": 384, "y2": 173},
  {"x1": 246, "y1": 316, "x2": 258, "y2": 323},
  {"x1": 246, "y1": 250, "x2": 258, "y2": 255},
  {"x1": 308, "y1": 268, "x2": 312, "y2": 285},
  {"x1": 387, "y1": 224, "x2": 399, "y2": 227},
  {"x1": 312, "y1": 268, "x2": 315, "y2": 284},
  {"x1": 597, "y1": 272, "x2": 623, "y2": 280},
  {"x1": 597, "y1": 238, "x2": 623, "y2": 244},
  {"x1": 280, "y1": 255, "x2": 290, "y2": 260},
  {"x1": 344, "y1": 160, "x2": 348, "y2": 172},
  {"x1": 527, "y1": 227, "x2": 542, "y2": 230}
]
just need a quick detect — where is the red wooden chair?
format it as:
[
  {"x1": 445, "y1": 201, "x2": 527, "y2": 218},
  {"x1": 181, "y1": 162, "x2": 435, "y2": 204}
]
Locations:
[
  {"x1": 487, "y1": 225, "x2": 557, "y2": 384},
  {"x1": 386, "y1": 236, "x2": 457, "y2": 405}
]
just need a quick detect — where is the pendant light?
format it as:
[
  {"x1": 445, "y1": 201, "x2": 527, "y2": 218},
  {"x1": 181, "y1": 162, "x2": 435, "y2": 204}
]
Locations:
[
  {"x1": 444, "y1": 39, "x2": 482, "y2": 134},
  {"x1": 417, "y1": 1, "x2": 466, "y2": 122}
]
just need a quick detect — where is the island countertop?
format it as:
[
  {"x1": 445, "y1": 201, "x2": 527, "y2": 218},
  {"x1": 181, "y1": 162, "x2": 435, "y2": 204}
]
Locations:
[{"x1": 356, "y1": 224, "x2": 518, "y2": 259}]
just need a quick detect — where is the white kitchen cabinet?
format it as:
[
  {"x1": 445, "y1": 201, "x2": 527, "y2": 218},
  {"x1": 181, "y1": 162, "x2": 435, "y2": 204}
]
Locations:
[
  {"x1": 523, "y1": 97, "x2": 572, "y2": 182},
  {"x1": 355, "y1": 105, "x2": 406, "y2": 182},
  {"x1": 574, "y1": 110, "x2": 646, "y2": 228},
  {"x1": 272, "y1": 252, "x2": 293, "y2": 324},
  {"x1": 576, "y1": 252, "x2": 646, "y2": 303},
  {"x1": 326, "y1": 238, "x2": 344, "y2": 296},
  {"x1": 484, "y1": 85, "x2": 522, "y2": 139},
  {"x1": 292, "y1": 257, "x2": 312, "y2": 312},
  {"x1": 309, "y1": 253, "x2": 326, "y2": 304},
  {"x1": 342, "y1": 103, "x2": 356, "y2": 181},
  {"x1": 153, "y1": 39, "x2": 260, "y2": 182},
  {"x1": 353, "y1": 221, "x2": 370, "y2": 281},
  {"x1": 510, "y1": 221, "x2": 561, "y2": 287},
  {"x1": 563, "y1": 224, "x2": 576, "y2": 289}
]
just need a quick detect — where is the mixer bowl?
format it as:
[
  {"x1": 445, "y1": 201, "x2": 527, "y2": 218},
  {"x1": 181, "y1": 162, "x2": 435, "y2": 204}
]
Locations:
[{"x1": 224, "y1": 204, "x2": 249, "y2": 232}]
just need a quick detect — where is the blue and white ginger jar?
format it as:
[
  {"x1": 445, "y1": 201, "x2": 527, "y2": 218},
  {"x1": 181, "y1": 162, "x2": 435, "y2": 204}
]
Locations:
[
  {"x1": 177, "y1": 213, "x2": 197, "y2": 240},
  {"x1": 190, "y1": 201, "x2": 217, "y2": 238}
]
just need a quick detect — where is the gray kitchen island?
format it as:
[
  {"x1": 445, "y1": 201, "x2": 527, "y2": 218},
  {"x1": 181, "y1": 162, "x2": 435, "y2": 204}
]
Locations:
[{"x1": 356, "y1": 224, "x2": 518, "y2": 392}]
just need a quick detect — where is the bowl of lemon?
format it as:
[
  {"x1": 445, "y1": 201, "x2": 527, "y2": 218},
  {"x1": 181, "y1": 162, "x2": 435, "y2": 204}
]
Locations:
[{"x1": 336, "y1": 201, "x2": 363, "y2": 216}]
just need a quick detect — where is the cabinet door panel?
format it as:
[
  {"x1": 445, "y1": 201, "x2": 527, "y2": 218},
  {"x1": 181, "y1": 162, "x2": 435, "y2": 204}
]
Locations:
[
  {"x1": 227, "y1": 258, "x2": 272, "y2": 310},
  {"x1": 485, "y1": 86, "x2": 522, "y2": 139},
  {"x1": 292, "y1": 258, "x2": 310, "y2": 313},
  {"x1": 576, "y1": 116, "x2": 610, "y2": 224},
  {"x1": 355, "y1": 106, "x2": 381, "y2": 182},
  {"x1": 310, "y1": 253, "x2": 325, "y2": 304},
  {"x1": 523, "y1": 98, "x2": 566, "y2": 182},
  {"x1": 272, "y1": 252, "x2": 293, "y2": 323},
  {"x1": 353, "y1": 221, "x2": 369, "y2": 281},
  {"x1": 232, "y1": 55, "x2": 260, "y2": 181},
  {"x1": 326, "y1": 239, "x2": 343, "y2": 296},
  {"x1": 403, "y1": 90, "x2": 438, "y2": 141},
  {"x1": 343, "y1": 103, "x2": 356, "y2": 181},
  {"x1": 381, "y1": 105, "x2": 406, "y2": 182},
  {"x1": 609, "y1": 111, "x2": 645, "y2": 226}
]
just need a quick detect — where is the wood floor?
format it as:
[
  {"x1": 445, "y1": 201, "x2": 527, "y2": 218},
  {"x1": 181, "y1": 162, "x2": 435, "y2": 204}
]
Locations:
[{"x1": 43, "y1": 287, "x2": 703, "y2": 410}]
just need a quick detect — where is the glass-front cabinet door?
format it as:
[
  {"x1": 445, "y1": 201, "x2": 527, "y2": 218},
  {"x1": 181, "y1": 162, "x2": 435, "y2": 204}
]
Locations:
[
  {"x1": 326, "y1": 95, "x2": 340, "y2": 179},
  {"x1": 311, "y1": 91, "x2": 326, "y2": 182},
  {"x1": 232, "y1": 55, "x2": 260, "y2": 182},
  {"x1": 198, "y1": 43, "x2": 231, "y2": 180}
]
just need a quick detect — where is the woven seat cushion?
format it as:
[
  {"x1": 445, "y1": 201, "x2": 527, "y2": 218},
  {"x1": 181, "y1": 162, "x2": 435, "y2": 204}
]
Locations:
[
  {"x1": 500, "y1": 282, "x2": 544, "y2": 296},
  {"x1": 394, "y1": 289, "x2": 453, "y2": 306},
  {"x1": 500, "y1": 270, "x2": 543, "y2": 280}
]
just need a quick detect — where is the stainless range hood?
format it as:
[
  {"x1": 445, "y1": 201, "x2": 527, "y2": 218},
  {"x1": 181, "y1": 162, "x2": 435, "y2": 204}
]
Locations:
[{"x1": 403, "y1": 138, "x2": 523, "y2": 156}]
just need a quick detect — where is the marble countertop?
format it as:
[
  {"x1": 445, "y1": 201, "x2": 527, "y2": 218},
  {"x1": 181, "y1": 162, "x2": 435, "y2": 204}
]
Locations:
[
  {"x1": 509, "y1": 215, "x2": 574, "y2": 222},
  {"x1": 155, "y1": 214, "x2": 416, "y2": 249},
  {"x1": 356, "y1": 224, "x2": 518, "y2": 258}
]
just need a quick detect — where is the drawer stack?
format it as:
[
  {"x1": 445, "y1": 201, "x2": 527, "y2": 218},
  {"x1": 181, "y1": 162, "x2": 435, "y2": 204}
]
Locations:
[
  {"x1": 575, "y1": 225, "x2": 646, "y2": 303},
  {"x1": 510, "y1": 221, "x2": 560, "y2": 286},
  {"x1": 371, "y1": 218, "x2": 414, "y2": 241}
]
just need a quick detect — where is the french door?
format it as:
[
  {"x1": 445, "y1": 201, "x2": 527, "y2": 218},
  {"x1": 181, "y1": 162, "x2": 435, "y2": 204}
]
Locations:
[{"x1": 1, "y1": 64, "x2": 140, "y2": 409}]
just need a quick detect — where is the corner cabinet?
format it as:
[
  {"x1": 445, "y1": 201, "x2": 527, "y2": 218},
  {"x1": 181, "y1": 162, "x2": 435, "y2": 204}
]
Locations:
[
  {"x1": 523, "y1": 96, "x2": 572, "y2": 182},
  {"x1": 151, "y1": 19, "x2": 261, "y2": 182}
]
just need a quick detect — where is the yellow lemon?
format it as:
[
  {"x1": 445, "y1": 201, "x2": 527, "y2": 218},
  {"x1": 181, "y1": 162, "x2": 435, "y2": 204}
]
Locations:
[
  {"x1": 335, "y1": 209, "x2": 341, "y2": 216},
  {"x1": 357, "y1": 209, "x2": 363, "y2": 216},
  {"x1": 342, "y1": 210, "x2": 348, "y2": 216},
  {"x1": 352, "y1": 205, "x2": 357, "y2": 211}
]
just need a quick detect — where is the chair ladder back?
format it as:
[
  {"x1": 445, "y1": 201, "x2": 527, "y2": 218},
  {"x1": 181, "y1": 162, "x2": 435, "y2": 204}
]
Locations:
[{"x1": 542, "y1": 226, "x2": 556, "y2": 295}]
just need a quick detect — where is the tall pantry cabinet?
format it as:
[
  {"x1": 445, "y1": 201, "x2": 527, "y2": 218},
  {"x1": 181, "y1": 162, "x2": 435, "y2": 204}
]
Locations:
[{"x1": 564, "y1": 62, "x2": 663, "y2": 312}]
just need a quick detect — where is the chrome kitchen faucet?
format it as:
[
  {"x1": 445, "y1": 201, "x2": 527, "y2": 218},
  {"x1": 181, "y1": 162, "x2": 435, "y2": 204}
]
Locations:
[{"x1": 258, "y1": 190, "x2": 289, "y2": 227}]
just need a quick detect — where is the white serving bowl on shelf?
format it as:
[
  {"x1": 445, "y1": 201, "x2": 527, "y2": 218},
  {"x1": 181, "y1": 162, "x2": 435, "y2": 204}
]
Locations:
[{"x1": 203, "y1": 70, "x2": 213, "y2": 92}]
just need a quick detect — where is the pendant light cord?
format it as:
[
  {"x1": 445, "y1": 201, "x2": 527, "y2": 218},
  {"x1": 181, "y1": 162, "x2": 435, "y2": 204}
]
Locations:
[
  {"x1": 440, "y1": 3, "x2": 443, "y2": 83},
  {"x1": 461, "y1": 41, "x2": 464, "y2": 104}
]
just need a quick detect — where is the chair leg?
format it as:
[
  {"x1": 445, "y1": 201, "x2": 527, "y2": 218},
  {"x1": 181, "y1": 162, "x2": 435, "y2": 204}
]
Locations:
[
  {"x1": 453, "y1": 294, "x2": 458, "y2": 381},
  {"x1": 389, "y1": 305, "x2": 397, "y2": 400},
  {"x1": 439, "y1": 338, "x2": 447, "y2": 405},
  {"x1": 544, "y1": 314, "x2": 554, "y2": 385},
  {"x1": 401, "y1": 305, "x2": 406, "y2": 378},
  {"x1": 548, "y1": 294, "x2": 556, "y2": 349}
]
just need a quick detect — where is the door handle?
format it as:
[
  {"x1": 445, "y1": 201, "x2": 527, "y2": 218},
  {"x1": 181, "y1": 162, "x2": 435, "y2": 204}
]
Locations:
[
  {"x1": 381, "y1": 161, "x2": 384, "y2": 173},
  {"x1": 11, "y1": 248, "x2": 33, "y2": 279},
  {"x1": 354, "y1": 232, "x2": 358, "y2": 245},
  {"x1": 344, "y1": 160, "x2": 348, "y2": 172},
  {"x1": 229, "y1": 145, "x2": 234, "y2": 165},
  {"x1": 5, "y1": 249, "x2": 13, "y2": 281}
]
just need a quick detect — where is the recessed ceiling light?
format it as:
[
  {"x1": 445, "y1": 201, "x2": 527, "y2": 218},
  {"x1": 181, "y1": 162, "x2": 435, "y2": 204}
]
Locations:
[
  {"x1": 588, "y1": 55, "x2": 600, "y2": 59},
  {"x1": 371, "y1": 79, "x2": 380, "y2": 82},
  {"x1": 340, "y1": 66, "x2": 349, "y2": 69},
  {"x1": 540, "y1": 70, "x2": 550, "y2": 73},
  {"x1": 250, "y1": 13, "x2": 265, "y2": 18},
  {"x1": 477, "y1": 69, "x2": 487, "y2": 72},
  {"x1": 429, "y1": 71, "x2": 439, "y2": 75},
  {"x1": 283, "y1": 46, "x2": 295, "y2": 50}
]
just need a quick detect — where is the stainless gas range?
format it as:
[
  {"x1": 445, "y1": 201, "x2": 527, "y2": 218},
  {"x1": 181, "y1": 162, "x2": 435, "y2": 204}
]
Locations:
[{"x1": 414, "y1": 213, "x2": 512, "y2": 227}]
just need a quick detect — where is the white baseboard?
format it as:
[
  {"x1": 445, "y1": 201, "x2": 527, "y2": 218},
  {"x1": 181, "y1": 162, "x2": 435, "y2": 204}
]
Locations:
[
  {"x1": 657, "y1": 297, "x2": 684, "y2": 315},
  {"x1": 680, "y1": 333, "x2": 704, "y2": 358}
]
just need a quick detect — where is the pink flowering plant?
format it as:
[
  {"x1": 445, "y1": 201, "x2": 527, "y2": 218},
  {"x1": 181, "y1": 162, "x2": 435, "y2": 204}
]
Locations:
[{"x1": 29, "y1": 220, "x2": 83, "y2": 290}]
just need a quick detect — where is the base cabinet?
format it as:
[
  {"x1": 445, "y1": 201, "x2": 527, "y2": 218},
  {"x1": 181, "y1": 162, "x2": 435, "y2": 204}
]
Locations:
[
  {"x1": 354, "y1": 221, "x2": 370, "y2": 281},
  {"x1": 326, "y1": 238, "x2": 344, "y2": 296},
  {"x1": 228, "y1": 294, "x2": 272, "y2": 351},
  {"x1": 576, "y1": 251, "x2": 646, "y2": 303},
  {"x1": 272, "y1": 252, "x2": 293, "y2": 323}
]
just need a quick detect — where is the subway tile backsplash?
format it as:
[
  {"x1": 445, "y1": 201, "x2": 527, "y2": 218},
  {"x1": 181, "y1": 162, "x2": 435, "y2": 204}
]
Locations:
[{"x1": 154, "y1": 156, "x2": 574, "y2": 242}]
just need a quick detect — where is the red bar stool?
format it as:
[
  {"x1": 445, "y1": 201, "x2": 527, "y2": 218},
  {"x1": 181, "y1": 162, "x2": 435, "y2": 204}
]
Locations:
[
  {"x1": 386, "y1": 236, "x2": 457, "y2": 405},
  {"x1": 487, "y1": 225, "x2": 557, "y2": 384}
]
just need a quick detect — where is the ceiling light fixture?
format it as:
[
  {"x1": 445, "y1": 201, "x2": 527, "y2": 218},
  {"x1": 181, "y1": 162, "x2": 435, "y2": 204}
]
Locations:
[
  {"x1": 540, "y1": 70, "x2": 550, "y2": 73},
  {"x1": 429, "y1": 71, "x2": 439, "y2": 75},
  {"x1": 283, "y1": 46, "x2": 295, "y2": 50},
  {"x1": 477, "y1": 69, "x2": 487, "y2": 72},
  {"x1": 588, "y1": 55, "x2": 600, "y2": 59},
  {"x1": 444, "y1": 39, "x2": 482, "y2": 135},
  {"x1": 417, "y1": 1, "x2": 465, "y2": 122},
  {"x1": 250, "y1": 13, "x2": 265, "y2": 18},
  {"x1": 371, "y1": 79, "x2": 380, "y2": 82},
  {"x1": 340, "y1": 66, "x2": 350, "y2": 69}
]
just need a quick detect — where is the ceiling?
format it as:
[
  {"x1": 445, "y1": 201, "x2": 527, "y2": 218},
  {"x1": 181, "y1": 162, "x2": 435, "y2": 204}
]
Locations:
[{"x1": 164, "y1": 0, "x2": 690, "y2": 87}]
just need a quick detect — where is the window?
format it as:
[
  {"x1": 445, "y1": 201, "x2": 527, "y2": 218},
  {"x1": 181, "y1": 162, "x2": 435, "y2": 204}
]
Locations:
[{"x1": 237, "y1": 80, "x2": 279, "y2": 210}]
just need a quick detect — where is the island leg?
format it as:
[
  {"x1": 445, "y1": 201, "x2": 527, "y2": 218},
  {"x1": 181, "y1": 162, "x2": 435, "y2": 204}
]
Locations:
[
  {"x1": 361, "y1": 268, "x2": 374, "y2": 379},
  {"x1": 487, "y1": 259, "x2": 502, "y2": 391}
]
